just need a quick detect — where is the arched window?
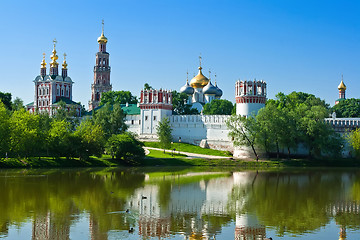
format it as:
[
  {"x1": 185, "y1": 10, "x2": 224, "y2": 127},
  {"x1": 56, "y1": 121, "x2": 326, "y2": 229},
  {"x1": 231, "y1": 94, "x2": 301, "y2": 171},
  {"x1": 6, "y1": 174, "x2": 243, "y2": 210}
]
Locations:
[
  {"x1": 95, "y1": 92, "x2": 100, "y2": 101},
  {"x1": 66, "y1": 87, "x2": 69, "y2": 97},
  {"x1": 57, "y1": 86, "x2": 60, "y2": 96}
]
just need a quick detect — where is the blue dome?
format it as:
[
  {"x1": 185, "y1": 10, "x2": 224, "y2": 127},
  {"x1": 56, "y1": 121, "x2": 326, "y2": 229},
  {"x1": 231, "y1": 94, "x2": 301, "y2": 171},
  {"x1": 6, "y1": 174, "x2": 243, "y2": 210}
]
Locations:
[
  {"x1": 214, "y1": 82, "x2": 223, "y2": 97},
  {"x1": 180, "y1": 81, "x2": 194, "y2": 95},
  {"x1": 203, "y1": 81, "x2": 217, "y2": 95}
]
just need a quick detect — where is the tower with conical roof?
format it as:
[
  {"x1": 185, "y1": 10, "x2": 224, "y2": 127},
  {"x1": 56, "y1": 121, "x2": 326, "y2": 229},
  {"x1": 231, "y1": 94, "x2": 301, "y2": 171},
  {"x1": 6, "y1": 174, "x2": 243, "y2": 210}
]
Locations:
[
  {"x1": 335, "y1": 75, "x2": 346, "y2": 105},
  {"x1": 89, "y1": 20, "x2": 112, "y2": 111}
]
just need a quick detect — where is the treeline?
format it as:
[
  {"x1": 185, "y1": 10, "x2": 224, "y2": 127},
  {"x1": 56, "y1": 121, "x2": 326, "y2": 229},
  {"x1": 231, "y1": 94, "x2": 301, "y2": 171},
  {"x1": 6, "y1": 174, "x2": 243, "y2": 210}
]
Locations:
[
  {"x1": 0, "y1": 101, "x2": 144, "y2": 161},
  {"x1": 227, "y1": 92, "x2": 347, "y2": 159}
]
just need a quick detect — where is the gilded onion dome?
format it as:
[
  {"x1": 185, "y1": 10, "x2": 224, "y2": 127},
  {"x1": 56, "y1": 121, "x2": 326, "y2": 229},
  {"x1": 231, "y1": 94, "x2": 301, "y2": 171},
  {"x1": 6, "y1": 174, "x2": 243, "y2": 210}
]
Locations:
[
  {"x1": 203, "y1": 80, "x2": 217, "y2": 95},
  {"x1": 50, "y1": 41, "x2": 59, "y2": 67},
  {"x1": 190, "y1": 66, "x2": 209, "y2": 88},
  {"x1": 338, "y1": 80, "x2": 346, "y2": 91},
  {"x1": 41, "y1": 53, "x2": 46, "y2": 68},
  {"x1": 97, "y1": 20, "x2": 108, "y2": 43},
  {"x1": 214, "y1": 81, "x2": 223, "y2": 97},
  {"x1": 62, "y1": 53, "x2": 68, "y2": 69},
  {"x1": 180, "y1": 79, "x2": 195, "y2": 95}
]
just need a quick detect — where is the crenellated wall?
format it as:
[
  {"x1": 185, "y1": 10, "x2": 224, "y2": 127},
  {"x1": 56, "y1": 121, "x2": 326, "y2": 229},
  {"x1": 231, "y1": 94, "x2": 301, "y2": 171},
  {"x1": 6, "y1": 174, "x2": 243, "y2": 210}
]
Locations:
[{"x1": 169, "y1": 115, "x2": 233, "y2": 151}]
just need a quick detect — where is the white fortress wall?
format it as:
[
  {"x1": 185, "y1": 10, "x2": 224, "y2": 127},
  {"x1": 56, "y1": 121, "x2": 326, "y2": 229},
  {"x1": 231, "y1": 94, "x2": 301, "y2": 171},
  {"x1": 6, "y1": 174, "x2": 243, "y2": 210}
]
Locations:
[{"x1": 170, "y1": 115, "x2": 234, "y2": 152}]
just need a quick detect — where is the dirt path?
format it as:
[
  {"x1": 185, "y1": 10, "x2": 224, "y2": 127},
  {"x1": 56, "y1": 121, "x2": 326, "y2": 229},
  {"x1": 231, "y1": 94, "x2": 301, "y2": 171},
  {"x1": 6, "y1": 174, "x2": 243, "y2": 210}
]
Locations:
[{"x1": 144, "y1": 147, "x2": 233, "y2": 160}]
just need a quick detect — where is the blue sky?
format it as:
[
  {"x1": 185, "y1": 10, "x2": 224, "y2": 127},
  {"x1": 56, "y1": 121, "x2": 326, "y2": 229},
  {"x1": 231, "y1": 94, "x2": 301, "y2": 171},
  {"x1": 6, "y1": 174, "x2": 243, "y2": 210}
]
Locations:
[{"x1": 0, "y1": 0, "x2": 359, "y2": 108}]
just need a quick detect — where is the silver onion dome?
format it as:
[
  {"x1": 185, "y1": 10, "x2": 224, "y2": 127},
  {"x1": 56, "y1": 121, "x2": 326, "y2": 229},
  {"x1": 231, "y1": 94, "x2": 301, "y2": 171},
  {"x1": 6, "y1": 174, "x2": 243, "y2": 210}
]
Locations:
[
  {"x1": 180, "y1": 80, "x2": 195, "y2": 95},
  {"x1": 203, "y1": 81, "x2": 218, "y2": 95},
  {"x1": 214, "y1": 82, "x2": 223, "y2": 97}
]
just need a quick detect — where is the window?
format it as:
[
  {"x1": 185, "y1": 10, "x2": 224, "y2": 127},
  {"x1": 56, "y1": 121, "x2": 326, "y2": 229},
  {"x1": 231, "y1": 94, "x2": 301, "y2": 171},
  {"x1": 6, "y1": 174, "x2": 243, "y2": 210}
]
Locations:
[
  {"x1": 131, "y1": 120, "x2": 134, "y2": 125},
  {"x1": 66, "y1": 87, "x2": 69, "y2": 97},
  {"x1": 153, "y1": 116, "x2": 157, "y2": 121},
  {"x1": 145, "y1": 116, "x2": 148, "y2": 121},
  {"x1": 57, "y1": 86, "x2": 60, "y2": 96}
]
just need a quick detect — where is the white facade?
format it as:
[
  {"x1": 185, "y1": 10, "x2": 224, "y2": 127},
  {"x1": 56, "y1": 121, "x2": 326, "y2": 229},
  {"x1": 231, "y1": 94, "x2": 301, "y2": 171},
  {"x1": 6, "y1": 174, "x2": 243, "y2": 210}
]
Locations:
[{"x1": 235, "y1": 79, "x2": 266, "y2": 117}]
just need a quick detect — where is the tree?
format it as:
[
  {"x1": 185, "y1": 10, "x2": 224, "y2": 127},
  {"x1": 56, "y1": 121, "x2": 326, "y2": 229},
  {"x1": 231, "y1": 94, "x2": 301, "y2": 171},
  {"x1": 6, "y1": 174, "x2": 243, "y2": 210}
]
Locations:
[
  {"x1": 0, "y1": 92, "x2": 12, "y2": 110},
  {"x1": 331, "y1": 98, "x2": 360, "y2": 118},
  {"x1": 0, "y1": 101, "x2": 11, "y2": 157},
  {"x1": 156, "y1": 117, "x2": 173, "y2": 153},
  {"x1": 100, "y1": 91, "x2": 138, "y2": 106},
  {"x1": 348, "y1": 129, "x2": 360, "y2": 158},
  {"x1": 74, "y1": 119, "x2": 105, "y2": 159},
  {"x1": 93, "y1": 103, "x2": 127, "y2": 138},
  {"x1": 12, "y1": 97, "x2": 24, "y2": 111},
  {"x1": 203, "y1": 99, "x2": 234, "y2": 115},
  {"x1": 105, "y1": 133, "x2": 144, "y2": 160},
  {"x1": 171, "y1": 90, "x2": 199, "y2": 115},
  {"x1": 144, "y1": 83, "x2": 152, "y2": 90},
  {"x1": 226, "y1": 115, "x2": 259, "y2": 161},
  {"x1": 47, "y1": 120, "x2": 72, "y2": 158},
  {"x1": 9, "y1": 109, "x2": 41, "y2": 158}
]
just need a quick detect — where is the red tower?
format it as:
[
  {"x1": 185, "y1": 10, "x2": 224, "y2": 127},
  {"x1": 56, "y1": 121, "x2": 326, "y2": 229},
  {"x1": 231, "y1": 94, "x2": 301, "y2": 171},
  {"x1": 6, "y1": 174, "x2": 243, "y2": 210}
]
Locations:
[{"x1": 89, "y1": 20, "x2": 112, "y2": 111}]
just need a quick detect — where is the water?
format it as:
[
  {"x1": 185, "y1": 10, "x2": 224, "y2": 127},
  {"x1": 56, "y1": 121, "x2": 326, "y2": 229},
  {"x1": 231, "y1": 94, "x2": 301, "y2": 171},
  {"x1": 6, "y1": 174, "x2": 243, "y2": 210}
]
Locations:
[{"x1": 0, "y1": 167, "x2": 359, "y2": 239}]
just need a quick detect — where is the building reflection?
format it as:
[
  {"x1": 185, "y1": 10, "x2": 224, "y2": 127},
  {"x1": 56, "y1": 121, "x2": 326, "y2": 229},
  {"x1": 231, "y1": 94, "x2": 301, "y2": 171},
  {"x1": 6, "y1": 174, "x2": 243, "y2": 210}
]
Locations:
[{"x1": 32, "y1": 211, "x2": 70, "y2": 240}]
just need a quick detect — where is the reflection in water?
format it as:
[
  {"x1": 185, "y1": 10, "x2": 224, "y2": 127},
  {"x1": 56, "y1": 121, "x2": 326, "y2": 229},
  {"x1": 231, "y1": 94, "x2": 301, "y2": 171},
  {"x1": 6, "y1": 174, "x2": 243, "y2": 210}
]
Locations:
[{"x1": 0, "y1": 168, "x2": 359, "y2": 239}]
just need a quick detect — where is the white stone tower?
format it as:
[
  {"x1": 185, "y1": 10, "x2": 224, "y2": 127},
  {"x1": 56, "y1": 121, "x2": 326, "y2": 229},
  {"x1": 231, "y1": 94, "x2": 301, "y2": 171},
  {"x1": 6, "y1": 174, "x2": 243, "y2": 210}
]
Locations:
[
  {"x1": 139, "y1": 88, "x2": 173, "y2": 135},
  {"x1": 235, "y1": 79, "x2": 267, "y2": 117}
]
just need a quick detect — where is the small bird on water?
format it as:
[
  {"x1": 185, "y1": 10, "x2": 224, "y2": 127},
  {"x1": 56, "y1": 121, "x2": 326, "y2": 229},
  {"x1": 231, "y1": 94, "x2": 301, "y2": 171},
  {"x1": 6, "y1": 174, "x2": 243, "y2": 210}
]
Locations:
[
  {"x1": 264, "y1": 238, "x2": 272, "y2": 240},
  {"x1": 129, "y1": 227, "x2": 134, "y2": 233}
]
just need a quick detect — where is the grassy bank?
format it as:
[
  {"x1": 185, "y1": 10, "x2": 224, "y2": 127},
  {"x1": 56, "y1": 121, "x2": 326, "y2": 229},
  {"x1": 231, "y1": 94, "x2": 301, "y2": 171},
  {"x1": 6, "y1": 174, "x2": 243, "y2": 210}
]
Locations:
[
  {"x1": 144, "y1": 142, "x2": 233, "y2": 157},
  {"x1": 1, "y1": 151, "x2": 359, "y2": 169}
]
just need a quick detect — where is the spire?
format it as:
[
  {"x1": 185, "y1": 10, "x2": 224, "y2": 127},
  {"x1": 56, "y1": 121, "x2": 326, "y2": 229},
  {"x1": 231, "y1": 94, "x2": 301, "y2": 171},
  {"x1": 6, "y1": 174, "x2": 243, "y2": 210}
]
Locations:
[
  {"x1": 50, "y1": 39, "x2": 59, "y2": 68},
  {"x1": 50, "y1": 39, "x2": 59, "y2": 76},
  {"x1": 198, "y1": 53, "x2": 202, "y2": 70},
  {"x1": 97, "y1": 19, "x2": 108, "y2": 44},
  {"x1": 186, "y1": 70, "x2": 189, "y2": 83},
  {"x1": 40, "y1": 53, "x2": 46, "y2": 77},
  {"x1": 62, "y1": 53, "x2": 68, "y2": 78},
  {"x1": 62, "y1": 53, "x2": 68, "y2": 69},
  {"x1": 214, "y1": 73, "x2": 217, "y2": 86},
  {"x1": 208, "y1": 69, "x2": 211, "y2": 80}
]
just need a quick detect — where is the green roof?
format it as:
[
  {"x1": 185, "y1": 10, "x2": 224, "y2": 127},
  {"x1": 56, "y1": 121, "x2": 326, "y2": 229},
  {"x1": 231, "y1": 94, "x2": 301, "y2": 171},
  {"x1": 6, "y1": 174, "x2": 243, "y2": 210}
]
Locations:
[
  {"x1": 120, "y1": 104, "x2": 140, "y2": 115},
  {"x1": 26, "y1": 102, "x2": 34, "y2": 106}
]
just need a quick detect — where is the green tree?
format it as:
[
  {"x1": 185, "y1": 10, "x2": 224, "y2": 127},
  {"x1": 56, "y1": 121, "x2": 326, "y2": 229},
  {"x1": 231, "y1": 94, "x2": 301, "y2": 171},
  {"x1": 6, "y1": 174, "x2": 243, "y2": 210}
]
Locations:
[
  {"x1": 348, "y1": 129, "x2": 360, "y2": 158},
  {"x1": 0, "y1": 101, "x2": 11, "y2": 157},
  {"x1": 12, "y1": 97, "x2": 24, "y2": 111},
  {"x1": 93, "y1": 103, "x2": 127, "y2": 138},
  {"x1": 331, "y1": 98, "x2": 360, "y2": 118},
  {"x1": 9, "y1": 109, "x2": 41, "y2": 158},
  {"x1": 0, "y1": 92, "x2": 12, "y2": 110},
  {"x1": 100, "y1": 91, "x2": 138, "y2": 106},
  {"x1": 105, "y1": 133, "x2": 144, "y2": 160},
  {"x1": 203, "y1": 99, "x2": 234, "y2": 115},
  {"x1": 48, "y1": 120, "x2": 72, "y2": 158},
  {"x1": 156, "y1": 117, "x2": 173, "y2": 153},
  {"x1": 171, "y1": 90, "x2": 199, "y2": 115},
  {"x1": 144, "y1": 83, "x2": 152, "y2": 90},
  {"x1": 74, "y1": 119, "x2": 105, "y2": 159},
  {"x1": 226, "y1": 115, "x2": 259, "y2": 161}
]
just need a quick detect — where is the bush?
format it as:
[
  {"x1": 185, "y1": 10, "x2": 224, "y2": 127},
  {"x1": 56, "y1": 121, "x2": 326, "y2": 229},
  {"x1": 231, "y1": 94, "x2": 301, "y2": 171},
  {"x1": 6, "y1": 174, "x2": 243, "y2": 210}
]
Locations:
[{"x1": 105, "y1": 133, "x2": 144, "y2": 160}]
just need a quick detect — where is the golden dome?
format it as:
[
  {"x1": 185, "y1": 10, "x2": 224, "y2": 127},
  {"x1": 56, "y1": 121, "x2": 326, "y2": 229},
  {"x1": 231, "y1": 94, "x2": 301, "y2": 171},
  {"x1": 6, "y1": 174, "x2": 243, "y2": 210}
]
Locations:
[
  {"x1": 338, "y1": 80, "x2": 346, "y2": 91},
  {"x1": 41, "y1": 53, "x2": 46, "y2": 68},
  {"x1": 97, "y1": 33, "x2": 108, "y2": 43},
  {"x1": 62, "y1": 53, "x2": 68, "y2": 69},
  {"x1": 190, "y1": 66, "x2": 209, "y2": 88}
]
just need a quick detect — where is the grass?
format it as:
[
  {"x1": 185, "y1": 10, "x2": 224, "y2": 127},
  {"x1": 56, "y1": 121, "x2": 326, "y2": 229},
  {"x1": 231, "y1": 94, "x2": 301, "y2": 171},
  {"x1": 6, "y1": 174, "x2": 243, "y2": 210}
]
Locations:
[{"x1": 144, "y1": 142, "x2": 233, "y2": 157}]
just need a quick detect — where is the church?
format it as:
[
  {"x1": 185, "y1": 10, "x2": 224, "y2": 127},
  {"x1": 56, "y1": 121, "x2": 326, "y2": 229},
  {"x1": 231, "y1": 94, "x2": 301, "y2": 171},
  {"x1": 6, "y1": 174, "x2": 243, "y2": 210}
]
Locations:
[{"x1": 26, "y1": 40, "x2": 81, "y2": 116}]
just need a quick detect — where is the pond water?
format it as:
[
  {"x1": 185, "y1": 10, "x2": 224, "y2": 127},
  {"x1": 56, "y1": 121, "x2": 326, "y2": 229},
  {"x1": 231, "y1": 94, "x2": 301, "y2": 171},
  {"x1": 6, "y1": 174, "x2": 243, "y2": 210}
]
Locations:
[{"x1": 0, "y1": 167, "x2": 359, "y2": 240}]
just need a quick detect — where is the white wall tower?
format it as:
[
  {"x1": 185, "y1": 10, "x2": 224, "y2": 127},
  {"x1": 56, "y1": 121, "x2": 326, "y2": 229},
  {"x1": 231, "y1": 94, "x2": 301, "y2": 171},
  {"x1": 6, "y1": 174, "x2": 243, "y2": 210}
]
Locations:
[{"x1": 235, "y1": 79, "x2": 267, "y2": 117}]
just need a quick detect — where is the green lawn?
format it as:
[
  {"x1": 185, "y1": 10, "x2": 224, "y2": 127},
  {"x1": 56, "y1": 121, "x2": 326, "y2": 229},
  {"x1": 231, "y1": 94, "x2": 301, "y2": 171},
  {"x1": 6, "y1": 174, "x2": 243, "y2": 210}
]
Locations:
[{"x1": 144, "y1": 142, "x2": 233, "y2": 157}]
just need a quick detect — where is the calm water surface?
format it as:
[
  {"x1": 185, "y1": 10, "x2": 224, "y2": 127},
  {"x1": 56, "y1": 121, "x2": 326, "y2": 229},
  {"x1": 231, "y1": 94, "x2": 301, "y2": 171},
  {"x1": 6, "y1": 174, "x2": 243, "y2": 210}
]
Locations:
[{"x1": 0, "y1": 167, "x2": 359, "y2": 240}]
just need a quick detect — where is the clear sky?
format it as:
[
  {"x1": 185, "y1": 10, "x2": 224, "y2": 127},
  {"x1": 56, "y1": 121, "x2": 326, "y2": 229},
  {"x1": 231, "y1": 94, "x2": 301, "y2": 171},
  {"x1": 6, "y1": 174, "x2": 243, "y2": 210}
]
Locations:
[{"x1": 0, "y1": 0, "x2": 359, "y2": 108}]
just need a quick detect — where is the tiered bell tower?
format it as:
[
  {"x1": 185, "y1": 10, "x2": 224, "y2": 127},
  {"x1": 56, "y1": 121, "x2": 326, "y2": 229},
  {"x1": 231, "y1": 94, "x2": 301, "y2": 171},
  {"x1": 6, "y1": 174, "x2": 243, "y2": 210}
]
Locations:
[{"x1": 89, "y1": 20, "x2": 112, "y2": 111}]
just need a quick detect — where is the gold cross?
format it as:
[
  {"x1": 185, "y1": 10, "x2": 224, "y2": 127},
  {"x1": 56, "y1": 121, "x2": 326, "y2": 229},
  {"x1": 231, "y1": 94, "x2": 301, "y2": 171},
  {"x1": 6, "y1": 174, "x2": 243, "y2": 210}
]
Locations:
[
  {"x1": 102, "y1": 19, "x2": 104, "y2": 34},
  {"x1": 42, "y1": 52, "x2": 46, "y2": 60},
  {"x1": 53, "y1": 38, "x2": 57, "y2": 48},
  {"x1": 199, "y1": 54, "x2": 202, "y2": 67},
  {"x1": 63, "y1": 53, "x2": 67, "y2": 60}
]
